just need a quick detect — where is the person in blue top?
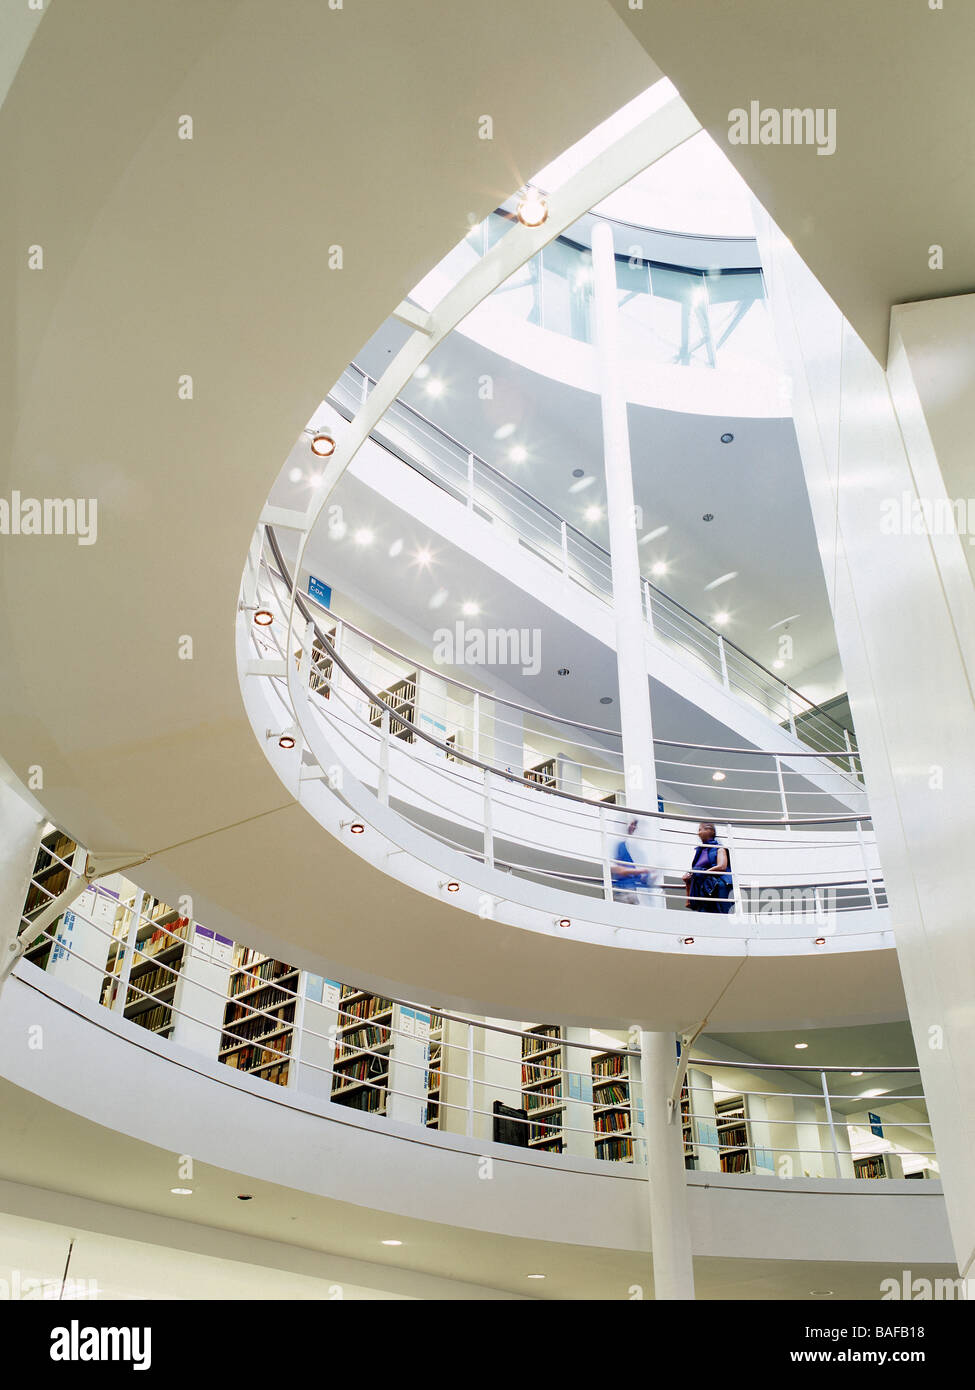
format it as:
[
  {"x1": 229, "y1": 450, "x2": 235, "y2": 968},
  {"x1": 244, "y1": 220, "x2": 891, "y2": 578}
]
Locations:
[
  {"x1": 612, "y1": 817, "x2": 664, "y2": 906},
  {"x1": 683, "y1": 821, "x2": 734, "y2": 913}
]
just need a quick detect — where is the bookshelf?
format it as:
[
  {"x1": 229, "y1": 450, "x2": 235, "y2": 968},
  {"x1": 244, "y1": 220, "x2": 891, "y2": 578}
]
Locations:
[
  {"x1": 715, "y1": 1094, "x2": 752, "y2": 1173},
  {"x1": 524, "y1": 758, "x2": 557, "y2": 789},
  {"x1": 22, "y1": 829, "x2": 80, "y2": 969},
  {"x1": 854, "y1": 1152, "x2": 904, "y2": 1180},
  {"x1": 425, "y1": 1015, "x2": 443, "y2": 1128},
  {"x1": 369, "y1": 674, "x2": 417, "y2": 743},
  {"x1": 309, "y1": 626, "x2": 336, "y2": 697},
  {"x1": 220, "y1": 946, "x2": 299, "y2": 1086},
  {"x1": 330, "y1": 986, "x2": 394, "y2": 1113},
  {"x1": 522, "y1": 1024, "x2": 565, "y2": 1153},
  {"x1": 592, "y1": 1050, "x2": 634, "y2": 1163},
  {"x1": 104, "y1": 897, "x2": 191, "y2": 1036},
  {"x1": 681, "y1": 1078, "x2": 696, "y2": 1170}
]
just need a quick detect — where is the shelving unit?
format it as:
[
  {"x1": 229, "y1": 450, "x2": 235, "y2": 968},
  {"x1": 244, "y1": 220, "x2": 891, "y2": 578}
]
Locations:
[
  {"x1": 220, "y1": 946, "x2": 299, "y2": 1086},
  {"x1": 854, "y1": 1152, "x2": 904, "y2": 1180},
  {"x1": 681, "y1": 1078, "x2": 697, "y2": 1170},
  {"x1": 104, "y1": 897, "x2": 191, "y2": 1036},
  {"x1": 524, "y1": 758, "x2": 557, "y2": 788},
  {"x1": 309, "y1": 626, "x2": 336, "y2": 697},
  {"x1": 715, "y1": 1094, "x2": 751, "y2": 1173},
  {"x1": 330, "y1": 987, "x2": 394, "y2": 1113},
  {"x1": 522, "y1": 1024, "x2": 565, "y2": 1153},
  {"x1": 369, "y1": 674, "x2": 417, "y2": 743},
  {"x1": 592, "y1": 1050, "x2": 634, "y2": 1163},
  {"x1": 425, "y1": 1015, "x2": 444, "y2": 1128},
  {"x1": 22, "y1": 829, "x2": 79, "y2": 969}
]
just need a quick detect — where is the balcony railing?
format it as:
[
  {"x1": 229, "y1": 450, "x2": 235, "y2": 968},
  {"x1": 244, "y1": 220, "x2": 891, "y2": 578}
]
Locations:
[{"x1": 15, "y1": 847, "x2": 930, "y2": 1181}]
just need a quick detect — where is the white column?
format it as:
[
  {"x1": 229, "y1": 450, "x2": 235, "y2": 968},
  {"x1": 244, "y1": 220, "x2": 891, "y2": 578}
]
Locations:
[
  {"x1": 640, "y1": 1030, "x2": 696, "y2": 1299},
  {"x1": 758, "y1": 213, "x2": 975, "y2": 1275},
  {"x1": 591, "y1": 222, "x2": 657, "y2": 808},
  {"x1": 0, "y1": 776, "x2": 45, "y2": 964}
]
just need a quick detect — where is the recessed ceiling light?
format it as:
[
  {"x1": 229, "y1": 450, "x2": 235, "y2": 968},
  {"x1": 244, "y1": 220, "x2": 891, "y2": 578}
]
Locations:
[
  {"x1": 584, "y1": 505, "x2": 602, "y2": 522},
  {"x1": 382, "y1": 1239, "x2": 403, "y2": 1247},
  {"x1": 571, "y1": 468, "x2": 585, "y2": 478},
  {"x1": 170, "y1": 1188, "x2": 193, "y2": 1196},
  {"x1": 414, "y1": 363, "x2": 430, "y2": 380},
  {"x1": 704, "y1": 572, "x2": 737, "y2": 591},
  {"x1": 236, "y1": 1194, "x2": 254, "y2": 1201},
  {"x1": 794, "y1": 1042, "x2": 808, "y2": 1050},
  {"x1": 557, "y1": 667, "x2": 570, "y2": 676},
  {"x1": 516, "y1": 189, "x2": 548, "y2": 227},
  {"x1": 850, "y1": 1071, "x2": 863, "y2": 1077},
  {"x1": 712, "y1": 771, "x2": 726, "y2": 781},
  {"x1": 526, "y1": 1273, "x2": 546, "y2": 1279},
  {"x1": 702, "y1": 513, "x2": 714, "y2": 523},
  {"x1": 310, "y1": 432, "x2": 336, "y2": 457},
  {"x1": 599, "y1": 696, "x2": 613, "y2": 705},
  {"x1": 413, "y1": 547, "x2": 433, "y2": 569},
  {"x1": 713, "y1": 611, "x2": 730, "y2": 626},
  {"x1": 354, "y1": 528, "x2": 374, "y2": 546},
  {"x1": 651, "y1": 561, "x2": 669, "y2": 577},
  {"x1": 769, "y1": 614, "x2": 801, "y2": 631},
  {"x1": 509, "y1": 445, "x2": 527, "y2": 463},
  {"x1": 682, "y1": 937, "x2": 695, "y2": 945},
  {"x1": 349, "y1": 822, "x2": 365, "y2": 835},
  {"x1": 278, "y1": 735, "x2": 296, "y2": 750},
  {"x1": 462, "y1": 601, "x2": 480, "y2": 616},
  {"x1": 773, "y1": 660, "x2": 784, "y2": 670},
  {"x1": 720, "y1": 432, "x2": 734, "y2": 444},
  {"x1": 445, "y1": 881, "x2": 460, "y2": 893},
  {"x1": 641, "y1": 526, "x2": 669, "y2": 543},
  {"x1": 558, "y1": 918, "x2": 571, "y2": 929},
  {"x1": 494, "y1": 422, "x2": 517, "y2": 440},
  {"x1": 814, "y1": 937, "x2": 827, "y2": 946},
  {"x1": 810, "y1": 1290, "x2": 834, "y2": 1297},
  {"x1": 569, "y1": 476, "x2": 595, "y2": 493},
  {"x1": 426, "y1": 379, "x2": 445, "y2": 398},
  {"x1": 253, "y1": 609, "x2": 274, "y2": 627},
  {"x1": 289, "y1": 467, "x2": 303, "y2": 483},
  {"x1": 429, "y1": 588, "x2": 448, "y2": 609},
  {"x1": 388, "y1": 538, "x2": 404, "y2": 558}
]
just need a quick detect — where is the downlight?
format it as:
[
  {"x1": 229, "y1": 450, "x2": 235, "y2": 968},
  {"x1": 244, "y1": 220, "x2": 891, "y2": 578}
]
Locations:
[
  {"x1": 682, "y1": 937, "x2": 695, "y2": 946},
  {"x1": 443, "y1": 880, "x2": 461, "y2": 894},
  {"x1": 814, "y1": 936, "x2": 827, "y2": 946},
  {"x1": 253, "y1": 609, "x2": 274, "y2": 627},
  {"x1": 557, "y1": 918, "x2": 571, "y2": 929},
  {"x1": 516, "y1": 188, "x2": 548, "y2": 227},
  {"x1": 720, "y1": 432, "x2": 734, "y2": 444},
  {"x1": 341, "y1": 820, "x2": 366, "y2": 835},
  {"x1": 310, "y1": 431, "x2": 336, "y2": 458},
  {"x1": 712, "y1": 771, "x2": 726, "y2": 782},
  {"x1": 170, "y1": 1188, "x2": 193, "y2": 1197}
]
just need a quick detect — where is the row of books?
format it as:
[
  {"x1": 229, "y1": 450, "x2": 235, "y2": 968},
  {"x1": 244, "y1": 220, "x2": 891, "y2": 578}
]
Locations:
[
  {"x1": 593, "y1": 1081, "x2": 628, "y2": 1106},
  {"x1": 522, "y1": 1062, "x2": 561, "y2": 1085},
  {"x1": 133, "y1": 919, "x2": 190, "y2": 961},
  {"x1": 596, "y1": 1136, "x2": 633, "y2": 1162},
  {"x1": 338, "y1": 995, "x2": 393, "y2": 1022},
  {"x1": 334, "y1": 1086, "x2": 385, "y2": 1113},
  {"x1": 128, "y1": 963, "x2": 179, "y2": 999},
  {"x1": 525, "y1": 1084, "x2": 562, "y2": 1111},
  {"x1": 223, "y1": 1042, "x2": 290, "y2": 1072},
  {"x1": 335, "y1": 1024, "x2": 391, "y2": 1053},
  {"x1": 229, "y1": 958, "x2": 295, "y2": 995},
  {"x1": 721, "y1": 1150, "x2": 751, "y2": 1173},
  {"x1": 134, "y1": 1003, "x2": 173, "y2": 1034},
  {"x1": 333, "y1": 1054, "x2": 388, "y2": 1082},
  {"x1": 595, "y1": 1110, "x2": 630, "y2": 1134},
  {"x1": 224, "y1": 992, "x2": 297, "y2": 1025},
  {"x1": 220, "y1": 1010, "x2": 294, "y2": 1051},
  {"x1": 592, "y1": 1053, "x2": 626, "y2": 1078}
]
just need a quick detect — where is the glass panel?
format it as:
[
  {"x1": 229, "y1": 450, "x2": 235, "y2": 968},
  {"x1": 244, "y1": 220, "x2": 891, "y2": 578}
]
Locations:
[
  {"x1": 705, "y1": 269, "x2": 776, "y2": 368},
  {"x1": 540, "y1": 239, "x2": 593, "y2": 341},
  {"x1": 493, "y1": 254, "x2": 542, "y2": 327}
]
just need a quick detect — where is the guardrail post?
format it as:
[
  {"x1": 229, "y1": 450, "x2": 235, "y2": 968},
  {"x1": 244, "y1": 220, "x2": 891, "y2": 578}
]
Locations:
[
  {"x1": 856, "y1": 819, "x2": 879, "y2": 909},
  {"x1": 843, "y1": 727, "x2": 857, "y2": 776},
  {"x1": 482, "y1": 768, "x2": 495, "y2": 870},
  {"x1": 774, "y1": 755, "x2": 791, "y2": 828},
  {"x1": 360, "y1": 369, "x2": 370, "y2": 406},
  {"x1": 642, "y1": 577, "x2": 655, "y2": 633},
  {"x1": 378, "y1": 711, "x2": 390, "y2": 806},
  {"x1": 113, "y1": 890, "x2": 145, "y2": 1015},
  {"x1": 467, "y1": 452, "x2": 475, "y2": 511},
  {"x1": 598, "y1": 804, "x2": 615, "y2": 903},
  {"x1": 785, "y1": 689, "x2": 798, "y2": 740},
  {"x1": 466, "y1": 1022, "x2": 475, "y2": 1137},
  {"x1": 471, "y1": 692, "x2": 480, "y2": 761},
  {"x1": 717, "y1": 634, "x2": 730, "y2": 689},
  {"x1": 560, "y1": 520, "x2": 569, "y2": 575},
  {"x1": 820, "y1": 1070, "x2": 842, "y2": 1178}
]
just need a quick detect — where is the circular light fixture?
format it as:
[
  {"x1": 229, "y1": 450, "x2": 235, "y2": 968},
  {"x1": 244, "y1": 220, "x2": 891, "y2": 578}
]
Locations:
[
  {"x1": 599, "y1": 696, "x2": 613, "y2": 705},
  {"x1": 851, "y1": 1071, "x2": 863, "y2": 1077},
  {"x1": 584, "y1": 505, "x2": 603, "y2": 523},
  {"x1": 814, "y1": 937, "x2": 827, "y2": 946},
  {"x1": 682, "y1": 937, "x2": 695, "y2": 946},
  {"x1": 516, "y1": 189, "x2": 548, "y2": 228},
  {"x1": 349, "y1": 822, "x2": 365, "y2": 835},
  {"x1": 388, "y1": 538, "x2": 404, "y2": 558},
  {"x1": 572, "y1": 468, "x2": 585, "y2": 478},
  {"x1": 720, "y1": 433, "x2": 734, "y2": 444},
  {"x1": 558, "y1": 918, "x2": 571, "y2": 929},
  {"x1": 713, "y1": 611, "x2": 730, "y2": 626},
  {"x1": 236, "y1": 1194, "x2": 255, "y2": 1201},
  {"x1": 382, "y1": 1239, "x2": 403, "y2": 1247},
  {"x1": 170, "y1": 1188, "x2": 193, "y2": 1196},
  {"x1": 810, "y1": 1290, "x2": 834, "y2": 1297},
  {"x1": 413, "y1": 547, "x2": 433, "y2": 569},
  {"x1": 310, "y1": 432, "x2": 336, "y2": 458},
  {"x1": 773, "y1": 660, "x2": 784, "y2": 670},
  {"x1": 794, "y1": 1042, "x2": 808, "y2": 1050},
  {"x1": 289, "y1": 467, "x2": 303, "y2": 483},
  {"x1": 278, "y1": 735, "x2": 296, "y2": 750},
  {"x1": 253, "y1": 609, "x2": 273, "y2": 627},
  {"x1": 526, "y1": 1273, "x2": 546, "y2": 1280},
  {"x1": 712, "y1": 771, "x2": 726, "y2": 782},
  {"x1": 509, "y1": 445, "x2": 527, "y2": 463},
  {"x1": 445, "y1": 881, "x2": 460, "y2": 893},
  {"x1": 651, "y1": 561, "x2": 669, "y2": 577},
  {"x1": 702, "y1": 513, "x2": 714, "y2": 523},
  {"x1": 426, "y1": 379, "x2": 445, "y2": 398},
  {"x1": 557, "y1": 667, "x2": 570, "y2": 676},
  {"x1": 462, "y1": 601, "x2": 480, "y2": 617},
  {"x1": 354, "y1": 528, "x2": 374, "y2": 546}
]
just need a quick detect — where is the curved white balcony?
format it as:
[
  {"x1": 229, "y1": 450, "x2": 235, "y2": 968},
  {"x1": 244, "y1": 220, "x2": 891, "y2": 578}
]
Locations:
[{"x1": 237, "y1": 525, "x2": 889, "y2": 963}]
